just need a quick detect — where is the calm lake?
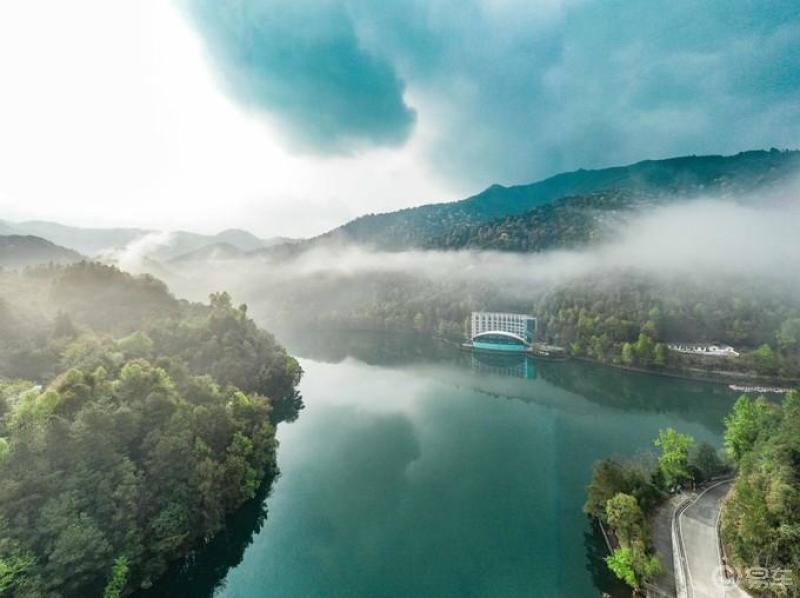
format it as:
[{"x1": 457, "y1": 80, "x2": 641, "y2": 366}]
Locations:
[{"x1": 152, "y1": 331, "x2": 739, "y2": 597}]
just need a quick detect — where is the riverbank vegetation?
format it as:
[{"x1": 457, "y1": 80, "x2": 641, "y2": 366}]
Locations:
[
  {"x1": 584, "y1": 428, "x2": 726, "y2": 592},
  {"x1": 537, "y1": 273, "x2": 800, "y2": 381},
  {"x1": 240, "y1": 265, "x2": 800, "y2": 385},
  {"x1": 721, "y1": 391, "x2": 800, "y2": 595},
  {"x1": 0, "y1": 263, "x2": 302, "y2": 596},
  {"x1": 588, "y1": 390, "x2": 800, "y2": 595}
]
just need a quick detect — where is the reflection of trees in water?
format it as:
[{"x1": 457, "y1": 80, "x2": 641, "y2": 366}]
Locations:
[
  {"x1": 534, "y1": 360, "x2": 736, "y2": 432},
  {"x1": 270, "y1": 389, "x2": 305, "y2": 424},
  {"x1": 285, "y1": 329, "x2": 738, "y2": 431},
  {"x1": 139, "y1": 399, "x2": 303, "y2": 597},
  {"x1": 139, "y1": 330, "x2": 737, "y2": 596},
  {"x1": 583, "y1": 523, "x2": 629, "y2": 597},
  {"x1": 137, "y1": 479, "x2": 274, "y2": 598},
  {"x1": 280, "y1": 327, "x2": 459, "y2": 367}
]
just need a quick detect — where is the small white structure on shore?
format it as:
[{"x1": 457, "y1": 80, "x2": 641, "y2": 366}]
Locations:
[{"x1": 667, "y1": 343, "x2": 739, "y2": 357}]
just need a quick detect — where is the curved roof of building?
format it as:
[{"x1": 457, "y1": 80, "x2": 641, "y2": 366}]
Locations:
[{"x1": 472, "y1": 330, "x2": 528, "y2": 344}]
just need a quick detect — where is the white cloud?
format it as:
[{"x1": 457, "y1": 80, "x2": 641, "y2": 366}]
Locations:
[{"x1": 0, "y1": 0, "x2": 454, "y2": 237}]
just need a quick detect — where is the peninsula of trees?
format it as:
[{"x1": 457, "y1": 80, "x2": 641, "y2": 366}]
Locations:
[
  {"x1": 0, "y1": 263, "x2": 302, "y2": 596},
  {"x1": 586, "y1": 390, "x2": 799, "y2": 594},
  {"x1": 584, "y1": 427, "x2": 724, "y2": 591}
]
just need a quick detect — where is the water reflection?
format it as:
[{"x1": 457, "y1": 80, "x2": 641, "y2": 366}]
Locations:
[
  {"x1": 280, "y1": 329, "x2": 736, "y2": 432},
  {"x1": 470, "y1": 351, "x2": 537, "y2": 380},
  {"x1": 147, "y1": 330, "x2": 738, "y2": 597},
  {"x1": 139, "y1": 481, "x2": 272, "y2": 597}
]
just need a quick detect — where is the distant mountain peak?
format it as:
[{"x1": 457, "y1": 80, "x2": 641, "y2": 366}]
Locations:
[{"x1": 0, "y1": 234, "x2": 84, "y2": 268}]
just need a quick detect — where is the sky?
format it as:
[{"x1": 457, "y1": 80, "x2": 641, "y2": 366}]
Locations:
[{"x1": 0, "y1": 1, "x2": 798, "y2": 238}]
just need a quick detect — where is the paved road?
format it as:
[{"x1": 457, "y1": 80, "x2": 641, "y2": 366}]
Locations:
[{"x1": 678, "y1": 481, "x2": 749, "y2": 598}]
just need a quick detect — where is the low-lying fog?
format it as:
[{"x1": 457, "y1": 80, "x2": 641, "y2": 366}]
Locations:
[{"x1": 137, "y1": 197, "x2": 793, "y2": 280}]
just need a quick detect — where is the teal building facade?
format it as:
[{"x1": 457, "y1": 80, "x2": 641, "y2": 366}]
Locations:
[{"x1": 470, "y1": 312, "x2": 536, "y2": 353}]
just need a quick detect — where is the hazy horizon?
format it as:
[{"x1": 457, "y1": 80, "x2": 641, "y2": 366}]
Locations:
[{"x1": 2, "y1": 1, "x2": 800, "y2": 237}]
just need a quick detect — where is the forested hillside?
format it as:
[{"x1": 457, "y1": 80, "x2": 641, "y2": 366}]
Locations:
[
  {"x1": 0, "y1": 263, "x2": 302, "y2": 596},
  {"x1": 722, "y1": 392, "x2": 800, "y2": 594},
  {"x1": 536, "y1": 274, "x2": 800, "y2": 379},
  {"x1": 239, "y1": 263, "x2": 800, "y2": 382},
  {"x1": 425, "y1": 190, "x2": 641, "y2": 252},
  {"x1": 319, "y1": 149, "x2": 800, "y2": 250}
]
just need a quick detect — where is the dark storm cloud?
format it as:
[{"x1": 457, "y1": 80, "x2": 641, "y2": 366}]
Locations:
[
  {"x1": 181, "y1": 0, "x2": 416, "y2": 151},
  {"x1": 181, "y1": 0, "x2": 800, "y2": 184}
]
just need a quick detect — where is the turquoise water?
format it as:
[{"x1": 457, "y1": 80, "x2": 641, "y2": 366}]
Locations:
[{"x1": 152, "y1": 332, "x2": 738, "y2": 597}]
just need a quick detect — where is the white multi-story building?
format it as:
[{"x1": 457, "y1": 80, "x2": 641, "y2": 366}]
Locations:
[
  {"x1": 667, "y1": 343, "x2": 739, "y2": 357},
  {"x1": 470, "y1": 312, "x2": 536, "y2": 345}
]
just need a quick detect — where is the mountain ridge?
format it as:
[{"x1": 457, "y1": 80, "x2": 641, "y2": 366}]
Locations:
[
  {"x1": 0, "y1": 235, "x2": 85, "y2": 268},
  {"x1": 0, "y1": 220, "x2": 286, "y2": 261},
  {"x1": 315, "y1": 149, "x2": 800, "y2": 251},
  {"x1": 5, "y1": 149, "x2": 799, "y2": 260}
]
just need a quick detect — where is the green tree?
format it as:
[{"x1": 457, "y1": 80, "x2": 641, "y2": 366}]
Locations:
[
  {"x1": 605, "y1": 493, "x2": 644, "y2": 547},
  {"x1": 640, "y1": 320, "x2": 658, "y2": 339},
  {"x1": 117, "y1": 331, "x2": 154, "y2": 359},
  {"x1": 606, "y1": 547, "x2": 638, "y2": 589},
  {"x1": 654, "y1": 428, "x2": 694, "y2": 488},
  {"x1": 621, "y1": 342, "x2": 634, "y2": 365},
  {"x1": 753, "y1": 344, "x2": 779, "y2": 375},
  {"x1": 688, "y1": 442, "x2": 725, "y2": 482},
  {"x1": 103, "y1": 556, "x2": 129, "y2": 598},
  {"x1": 723, "y1": 396, "x2": 772, "y2": 464},
  {"x1": 590, "y1": 333, "x2": 612, "y2": 361},
  {"x1": 584, "y1": 459, "x2": 628, "y2": 519},
  {"x1": 0, "y1": 552, "x2": 35, "y2": 595},
  {"x1": 584, "y1": 459, "x2": 661, "y2": 519},
  {"x1": 634, "y1": 333, "x2": 655, "y2": 365},
  {"x1": 606, "y1": 542, "x2": 663, "y2": 591},
  {"x1": 653, "y1": 343, "x2": 667, "y2": 367}
]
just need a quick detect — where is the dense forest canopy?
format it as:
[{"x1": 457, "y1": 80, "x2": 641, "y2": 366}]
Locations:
[
  {"x1": 536, "y1": 272, "x2": 800, "y2": 379},
  {"x1": 0, "y1": 263, "x2": 302, "y2": 596},
  {"x1": 423, "y1": 190, "x2": 642, "y2": 252},
  {"x1": 722, "y1": 392, "x2": 800, "y2": 594}
]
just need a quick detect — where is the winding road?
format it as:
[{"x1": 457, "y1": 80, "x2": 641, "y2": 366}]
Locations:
[{"x1": 675, "y1": 480, "x2": 749, "y2": 598}]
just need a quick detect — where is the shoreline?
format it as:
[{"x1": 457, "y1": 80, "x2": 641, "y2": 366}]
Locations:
[
  {"x1": 446, "y1": 334, "x2": 799, "y2": 389},
  {"x1": 276, "y1": 324, "x2": 799, "y2": 390},
  {"x1": 569, "y1": 356, "x2": 800, "y2": 389}
]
